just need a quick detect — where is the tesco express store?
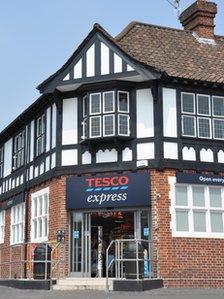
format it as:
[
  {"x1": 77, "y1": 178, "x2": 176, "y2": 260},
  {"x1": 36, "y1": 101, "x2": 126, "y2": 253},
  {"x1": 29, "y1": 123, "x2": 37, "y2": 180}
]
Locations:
[{"x1": 66, "y1": 171, "x2": 152, "y2": 278}]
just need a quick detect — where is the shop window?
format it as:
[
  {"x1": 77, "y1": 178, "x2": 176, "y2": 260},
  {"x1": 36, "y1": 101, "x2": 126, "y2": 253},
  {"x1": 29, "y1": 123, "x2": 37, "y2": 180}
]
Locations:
[
  {"x1": 31, "y1": 187, "x2": 49, "y2": 242},
  {"x1": 171, "y1": 180, "x2": 224, "y2": 238},
  {"x1": 0, "y1": 211, "x2": 5, "y2": 244},
  {"x1": 10, "y1": 203, "x2": 25, "y2": 245},
  {"x1": 13, "y1": 131, "x2": 25, "y2": 170},
  {"x1": 81, "y1": 90, "x2": 130, "y2": 141},
  {"x1": 181, "y1": 92, "x2": 224, "y2": 140},
  {"x1": 36, "y1": 114, "x2": 45, "y2": 156}
]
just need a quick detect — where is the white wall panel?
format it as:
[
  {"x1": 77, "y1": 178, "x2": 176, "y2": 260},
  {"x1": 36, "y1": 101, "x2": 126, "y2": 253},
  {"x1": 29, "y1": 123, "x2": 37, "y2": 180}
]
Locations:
[
  {"x1": 51, "y1": 153, "x2": 56, "y2": 169},
  {"x1": 45, "y1": 156, "x2": 50, "y2": 172},
  {"x1": 62, "y1": 98, "x2": 78, "y2": 145},
  {"x1": 218, "y1": 150, "x2": 224, "y2": 163},
  {"x1": 82, "y1": 151, "x2": 91, "y2": 164},
  {"x1": 74, "y1": 59, "x2": 82, "y2": 79},
  {"x1": 3, "y1": 138, "x2": 12, "y2": 177},
  {"x1": 46, "y1": 107, "x2": 51, "y2": 152},
  {"x1": 164, "y1": 142, "x2": 178, "y2": 159},
  {"x1": 52, "y1": 104, "x2": 57, "y2": 148},
  {"x1": 137, "y1": 143, "x2": 154, "y2": 160},
  {"x1": 86, "y1": 44, "x2": 95, "y2": 77},
  {"x1": 96, "y1": 149, "x2": 118, "y2": 163},
  {"x1": 30, "y1": 120, "x2": 34, "y2": 162},
  {"x1": 182, "y1": 146, "x2": 196, "y2": 161},
  {"x1": 136, "y1": 89, "x2": 154, "y2": 138},
  {"x1": 200, "y1": 148, "x2": 214, "y2": 162},
  {"x1": 61, "y1": 149, "x2": 78, "y2": 166},
  {"x1": 122, "y1": 147, "x2": 132, "y2": 161},
  {"x1": 162, "y1": 88, "x2": 177, "y2": 137},
  {"x1": 101, "y1": 42, "x2": 110, "y2": 75},
  {"x1": 114, "y1": 53, "x2": 122, "y2": 73}
]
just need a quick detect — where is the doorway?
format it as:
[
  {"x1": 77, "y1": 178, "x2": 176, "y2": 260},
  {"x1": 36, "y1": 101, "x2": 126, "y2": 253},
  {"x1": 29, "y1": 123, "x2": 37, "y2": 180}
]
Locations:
[{"x1": 70, "y1": 209, "x2": 151, "y2": 277}]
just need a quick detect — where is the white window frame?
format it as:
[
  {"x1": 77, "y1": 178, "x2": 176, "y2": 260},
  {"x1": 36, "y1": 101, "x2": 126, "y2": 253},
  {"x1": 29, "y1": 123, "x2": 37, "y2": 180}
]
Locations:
[
  {"x1": 103, "y1": 114, "x2": 115, "y2": 137},
  {"x1": 213, "y1": 118, "x2": 224, "y2": 140},
  {"x1": 10, "y1": 203, "x2": 25, "y2": 245},
  {"x1": 181, "y1": 92, "x2": 195, "y2": 115},
  {"x1": 81, "y1": 118, "x2": 87, "y2": 140},
  {"x1": 197, "y1": 117, "x2": 212, "y2": 139},
  {"x1": 118, "y1": 91, "x2": 130, "y2": 113},
  {"x1": 170, "y1": 176, "x2": 224, "y2": 239},
  {"x1": 13, "y1": 131, "x2": 25, "y2": 170},
  {"x1": 89, "y1": 116, "x2": 101, "y2": 138},
  {"x1": 90, "y1": 93, "x2": 101, "y2": 115},
  {"x1": 0, "y1": 211, "x2": 5, "y2": 244},
  {"x1": 197, "y1": 94, "x2": 211, "y2": 116},
  {"x1": 118, "y1": 114, "x2": 130, "y2": 136},
  {"x1": 212, "y1": 95, "x2": 224, "y2": 118},
  {"x1": 31, "y1": 187, "x2": 49, "y2": 243},
  {"x1": 103, "y1": 91, "x2": 115, "y2": 113},
  {"x1": 181, "y1": 115, "x2": 196, "y2": 137}
]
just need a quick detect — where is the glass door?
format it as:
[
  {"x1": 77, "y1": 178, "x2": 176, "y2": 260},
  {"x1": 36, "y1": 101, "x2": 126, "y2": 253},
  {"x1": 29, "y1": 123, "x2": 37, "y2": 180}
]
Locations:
[{"x1": 70, "y1": 212, "x2": 91, "y2": 277}]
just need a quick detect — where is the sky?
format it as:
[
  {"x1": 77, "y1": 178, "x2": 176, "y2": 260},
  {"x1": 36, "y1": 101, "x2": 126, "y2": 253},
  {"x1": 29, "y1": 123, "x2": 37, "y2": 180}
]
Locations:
[{"x1": 0, "y1": 0, "x2": 223, "y2": 132}]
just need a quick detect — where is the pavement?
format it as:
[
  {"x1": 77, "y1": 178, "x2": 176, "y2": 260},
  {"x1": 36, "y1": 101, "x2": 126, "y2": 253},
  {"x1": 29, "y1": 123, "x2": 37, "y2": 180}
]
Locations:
[{"x1": 0, "y1": 287, "x2": 224, "y2": 299}]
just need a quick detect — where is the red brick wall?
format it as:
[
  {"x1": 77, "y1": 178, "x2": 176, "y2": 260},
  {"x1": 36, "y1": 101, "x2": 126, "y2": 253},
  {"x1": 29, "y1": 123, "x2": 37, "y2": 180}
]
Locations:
[{"x1": 151, "y1": 169, "x2": 224, "y2": 288}]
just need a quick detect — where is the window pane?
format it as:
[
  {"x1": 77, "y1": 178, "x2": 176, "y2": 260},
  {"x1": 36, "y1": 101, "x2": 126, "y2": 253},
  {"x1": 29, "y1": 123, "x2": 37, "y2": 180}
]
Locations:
[
  {"x1": 182, "y1": 93, "x2": 195, "y2": 114},
  {"x1": 214, "y1": 119, "x2": 224, "y2": 139},
  {"x1": 211, "y1": 212, "x2": 223, "y2": 233},
  {"x1": 44, "y1": 217, "x2": 48, "y2": 237},
  {"x1": 182, "y1": 116, "x2": 195, "y2": 136},
  {"x1": 118, "y1": 92, "x2": 129, "y2": 112},
  {"x1": 193, "y1": 211, "x2": 206, "y2": 232},
  {"x1": 209, "y1": 188, "x2": 222, "y2": 208},
  {"x1": 197, "y1": 95, "x2": 210, "y2": 115},
  {"x1": 118, "y1": 115, "x2": 129, "y2": 135},
  {"x1": 39, "y1": 219, "x2": 42, "y2": 238},
  {"x1": 103, "y1": 115, "x2": 114, "y2": 136},
  {"x1": 176, "y1": 210, "x2": 189, "y2": 231},
  {"x1": 90, "y1": 94, "x2": 101, "y2": 114},
  {"x1": 193, "y1": 186, "x2": 205, "y2": 207},
  {"x1": 175, "y1": 186, "x2": 188, "y2": 206},
  {"x1": 34, "y1": 199, "x2": 37, "y2": 218},
  {"x1": 103, "y1": 92, "x2": 114, "y2": 112},
  {"x1": 34, "y1": 220, "x2": 37, "y2": 239},
  {"x1": 213, "y1": 97, "x2": 224, "y2": 117},
  {"x1": 198, "y1": 118, "x2": 211, "y2": 138},
  {"x1": 90, "y1": 117, "x2": 101, "y2": 137},
  {"x1": 44, "y1": 194, "x2": 48, "y2": 214}
]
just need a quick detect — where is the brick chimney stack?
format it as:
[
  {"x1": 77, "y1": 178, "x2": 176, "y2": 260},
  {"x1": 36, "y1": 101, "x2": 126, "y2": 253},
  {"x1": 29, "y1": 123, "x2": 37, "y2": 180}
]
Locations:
[{"x1": 179, "y1": 0, "x2": 217, "y2": 39}]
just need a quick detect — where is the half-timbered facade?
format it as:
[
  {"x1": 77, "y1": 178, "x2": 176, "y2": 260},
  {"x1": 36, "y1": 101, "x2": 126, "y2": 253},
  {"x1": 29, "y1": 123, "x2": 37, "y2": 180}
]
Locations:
[{"x1": 0, "y1": 0, "x2": 224, "y2": 290}]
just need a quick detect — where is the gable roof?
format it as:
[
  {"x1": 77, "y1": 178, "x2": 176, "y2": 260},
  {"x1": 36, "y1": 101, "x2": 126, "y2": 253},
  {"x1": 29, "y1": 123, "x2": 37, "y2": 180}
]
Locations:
[
  {"x1": 37, "y1": 23, "x2": 162, "y2": 93},
  {"x1": 115, "y1": 21, "x2": 224, "y2": 84}
]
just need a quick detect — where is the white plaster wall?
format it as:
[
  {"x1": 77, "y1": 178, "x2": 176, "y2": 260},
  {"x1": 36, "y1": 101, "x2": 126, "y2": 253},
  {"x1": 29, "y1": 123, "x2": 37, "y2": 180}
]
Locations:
[
  {"x1": 200, "y1": 148, "x2": 214, "y2": 162},
  {"x1": 137, "y1": 143, "x2": 154, "y2": 160},
  {"x1": 61, "y1": 149, "x2": 78, "y2": 166},
  {"x1": 82, "y1": 151, "x2": 91, "y2": 164},
  {"x1": 101, "y1": 42, "x2": 110, "y2": 75},
  {"x1": 30, "y1": 120, "x2": 34, "y2": 162},
  {"x1": 136, "y1": 89, "x2": 154, "y2": 138},
  {"x1": 3, "y1": 138, "x2": 12, "y2": 177},
  {"x1": 164, "y1": 142, "x2": 178, "y2": 159},
  {"x1": 62, "y1": 98, "x2": 78, "y2": 145},
  {"x1": 122, "y1": 147, "x2": 133, "y2": 162},
  {"x1": 218, "y1": 150, "x2": 224, "y2": 163},
  {"x1": 96, "y1": 149, "x2": 118, "y2": 163},
  {"x1": 182, "y1": 146, "x2": 196, "y2": 161},
  {"x1": 74, "y1": 59, "x2": 82, "y2": 79},
  {"x1": 86, "y1": 44, "x2": 95, "y2": 77},
  {"x1": 52, "y1": 104, "x2": 57, "y2": 148},
  {"x1": 162, "y1": 88, "x2": 177, "y2": 137},
  {"x1": 114, "y1": 53, "x2": 122, "y2": 73},
  {"x1": 46, "y1": 107, "x2": 51, "y2": 152}
]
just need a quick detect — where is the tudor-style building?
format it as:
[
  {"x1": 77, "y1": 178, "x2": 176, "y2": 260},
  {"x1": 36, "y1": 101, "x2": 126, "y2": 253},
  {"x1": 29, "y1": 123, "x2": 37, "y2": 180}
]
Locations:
[{"x1": 0, "y1": 0, "x2": 224, "y2": 290}]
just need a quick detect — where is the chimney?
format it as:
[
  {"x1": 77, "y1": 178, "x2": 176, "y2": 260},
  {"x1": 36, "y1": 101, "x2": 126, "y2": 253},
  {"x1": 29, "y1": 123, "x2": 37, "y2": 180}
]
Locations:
[{"x1": 179, "y1": 0, "x2": 217, "y2": 39}]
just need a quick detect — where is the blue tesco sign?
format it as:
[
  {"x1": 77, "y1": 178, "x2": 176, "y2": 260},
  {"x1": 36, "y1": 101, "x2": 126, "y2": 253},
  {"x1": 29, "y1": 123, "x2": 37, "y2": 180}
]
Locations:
[{"x1": 66, "y1": 172, "x2": 150, "y2": 210}]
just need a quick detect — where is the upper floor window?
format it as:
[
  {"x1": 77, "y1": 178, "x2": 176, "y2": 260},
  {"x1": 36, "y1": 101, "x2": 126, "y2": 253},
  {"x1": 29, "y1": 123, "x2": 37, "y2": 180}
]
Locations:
[
  {"x1": 181, "y1": 92, "x2": 224, "y2": 140},
  {"x1": 36, "y1": 114, "x2": 45, "y2": 156},
  {"x1": 82, "y1": 90, "x2": 130, "y2": 140},
  {"x1": 11, "y1": 203, "x2": 25, "y2": 245},
  {"x1": 13, "y1": 131, "x2": 25, "y2": 170},
  {"x1": 0, "y1": 148, "x2": 3, "y2": 178}
]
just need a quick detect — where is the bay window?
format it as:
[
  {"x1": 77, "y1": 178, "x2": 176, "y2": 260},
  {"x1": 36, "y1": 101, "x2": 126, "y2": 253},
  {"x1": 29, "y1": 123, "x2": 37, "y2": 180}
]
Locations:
[
  {"x1": 181, "y1": 92, "x2": 224, "y2": 140},
  {"x1": 172, "y1": 183, "x2": 224, "y2": 238},
  {"x1": 81, "y1": 90, "x2": 130, "y2": 140}
]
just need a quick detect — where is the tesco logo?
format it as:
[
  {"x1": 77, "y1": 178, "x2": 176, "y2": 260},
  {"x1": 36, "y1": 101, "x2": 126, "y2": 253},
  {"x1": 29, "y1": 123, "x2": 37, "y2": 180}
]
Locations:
[{"x1": 85, "y1": 176, "x2": 129, "y2": 188}]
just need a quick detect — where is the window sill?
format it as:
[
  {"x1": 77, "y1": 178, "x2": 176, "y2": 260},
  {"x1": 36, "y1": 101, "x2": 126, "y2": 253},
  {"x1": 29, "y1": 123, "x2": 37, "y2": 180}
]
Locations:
[
  {"x1": 31, "y1": 237, "x2": 48, "y2": 244},
  {"x1": 172, "y1": 231, "x2": 224, "y2": 239},
  {"x1": 80, "y1": 135, "x2": 133, "y2": 145}
]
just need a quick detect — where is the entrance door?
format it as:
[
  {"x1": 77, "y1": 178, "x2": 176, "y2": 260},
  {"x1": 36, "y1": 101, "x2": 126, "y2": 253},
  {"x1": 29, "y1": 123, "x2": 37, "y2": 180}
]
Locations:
[{"x1": 70, "y1": 212, "x2": 91, "y2": 277}]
